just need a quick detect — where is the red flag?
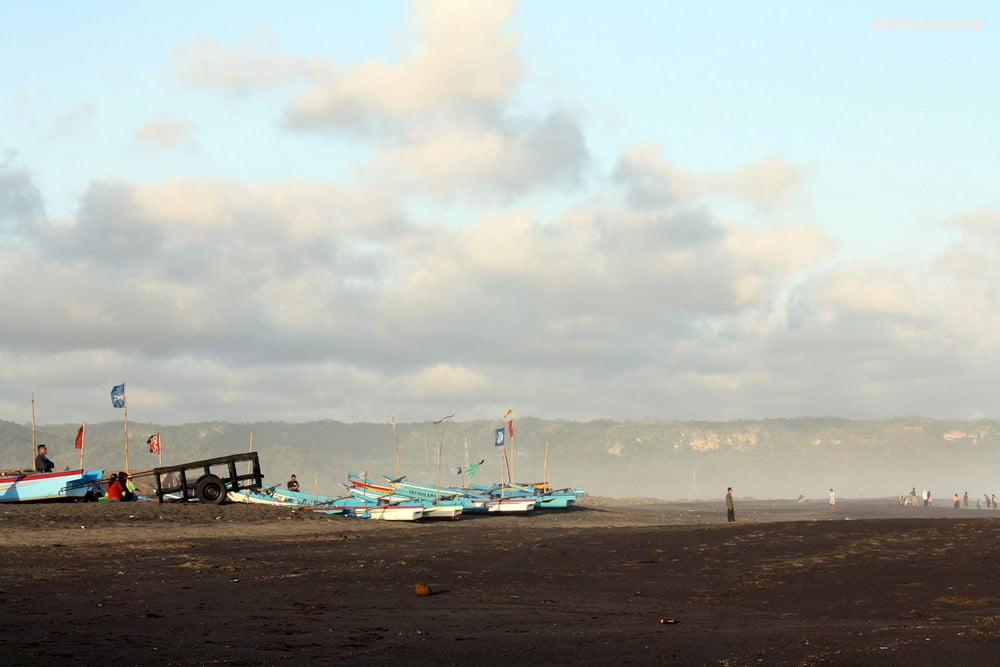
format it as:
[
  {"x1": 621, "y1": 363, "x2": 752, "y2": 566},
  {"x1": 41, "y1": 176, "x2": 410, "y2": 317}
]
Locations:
[
  {"x1": 507, "y1": 419, "x2": 514, "y2": 438},
  {"x1": 147, "y1": 433, "x2": 161, "y2": 455},
  {"x1": 74, "y1": 425, "x2": 85, "y2": 450},
  {"x1": 433, "y1": 415, "x2": 454, "y2": 424}
]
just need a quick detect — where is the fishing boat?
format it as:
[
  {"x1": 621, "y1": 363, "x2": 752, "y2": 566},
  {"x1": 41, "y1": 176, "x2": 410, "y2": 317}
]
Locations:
[
  {"x1": 226, "y1": 488, "x2": 300, "y2": 506},
  {"x1": 485, "y1": 496, "x2": 537, "y2": 513},
  {"x1": 295, "y1": 490, "x2": 424, "y2": 521},
  {"x1": 381, "y1": 474, "x2": 490, "y2": 513},
  {"x1": 346, "y1": 480, "x2": 463, "y2": 520},
  {"x1": 470, "y1": 482, "x2": 580, "y2": 509},
  {"x1": 0, "y1": 468, "x2": 104, "y2": 502}
]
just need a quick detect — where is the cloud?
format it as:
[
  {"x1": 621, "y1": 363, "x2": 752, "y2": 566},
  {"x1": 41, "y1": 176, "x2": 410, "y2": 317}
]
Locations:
[
  {"x1": 172, "y1": 28, "x2": 330, "y2": 95},
  {"x1": 0, "y1": 158, "x2": 45, "y2": 235},
  {"x1": 54, "y1": 101, "x2": 94, "y2": 136},
  {"x1": 133, "y1": 116, "x2": 197, "y2": 151},
  {"x1": 282, "y1": 0, "x2": 522, "y2": 132},
  {"x1": 614, "y1": 142, "x2": 806, "y2": 210}
]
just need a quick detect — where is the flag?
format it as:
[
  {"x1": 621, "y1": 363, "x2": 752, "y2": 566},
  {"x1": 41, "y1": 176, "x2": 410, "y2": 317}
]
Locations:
[
  {"x1": 467, "y1": 460, "x2": 484, "y2": 478},
  {"x1": 494, "y1": 427, "x2": 505, "y2": 447},
  {"x1": 507, "y1": 419, "x2": 514, "y2": 438},
  {"x1": 434, "y1": 414, "x2": 454, "y2": 424},
  {"x1": 147, "y1": 433, "x2": 161, "y2": 455},
  {"x1": 74, "y1": 425, "x2": 85, "y2": 450},
  {"x1": 502, "y1": 408, "x2": 513, "y2": 419},
  {"x1": 111, "y1": 383, "x2": 125, "y2": 408}
]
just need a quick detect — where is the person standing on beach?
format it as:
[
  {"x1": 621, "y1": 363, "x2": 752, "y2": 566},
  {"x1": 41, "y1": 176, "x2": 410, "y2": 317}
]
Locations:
[
  {"x1": 963, "y1": 491, "x2": 969, "y2": 508},
  {"x1": 828, "y1": 488, "x2": 836, "y2": 510},
  {"x1": 953, "y1": 493, "x2": 961, "y2": 509},
  {"x1": 287, "y1": 475, "x2": 300, "y2": 491},
  {"x1": 34, "y1": 444, "x2": 54, "y2": 473},
  {"x1": 725, "y1": 487, "x2": 735, "y2": 522}
]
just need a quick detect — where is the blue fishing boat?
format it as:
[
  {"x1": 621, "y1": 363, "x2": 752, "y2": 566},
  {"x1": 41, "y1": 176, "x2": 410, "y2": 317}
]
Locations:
[
  {"x1": 0, "y1": 468, "x2": 104, "y2": 502},
  {"x1": 377, "y1": 473, "x2": 490, "y2": 513},
  {"x1": 346, "y1": 480, "x2": 463, "y2": 520}
]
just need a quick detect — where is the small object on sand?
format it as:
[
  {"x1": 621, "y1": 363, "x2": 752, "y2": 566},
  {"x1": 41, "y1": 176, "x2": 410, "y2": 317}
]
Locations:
[
  {"x1": 659, "y1": 617, "x2": 678, "y2": 624},
  {"x1": 415, "y1": 582, "x2": 432, "y2": 596}
]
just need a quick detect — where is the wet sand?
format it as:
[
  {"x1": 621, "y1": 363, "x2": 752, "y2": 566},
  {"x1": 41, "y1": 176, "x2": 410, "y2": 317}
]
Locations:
[{"x1": 2, "y1": 498, "x2": 1000, "y2": 665}]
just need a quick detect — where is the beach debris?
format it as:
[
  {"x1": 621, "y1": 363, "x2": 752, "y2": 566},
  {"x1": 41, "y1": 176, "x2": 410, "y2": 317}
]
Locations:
[
  {"x1": 659, "y1": 617, "x2": 679, "y2": 624},
  {"x1": 414, "y1": 582, "x2": 432, "y2": 596}
]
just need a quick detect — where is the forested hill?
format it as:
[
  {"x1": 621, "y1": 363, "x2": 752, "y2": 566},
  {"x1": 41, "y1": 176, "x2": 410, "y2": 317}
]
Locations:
[{"x1": 2, "y1": 417, "x2": 998, "y2": 500}]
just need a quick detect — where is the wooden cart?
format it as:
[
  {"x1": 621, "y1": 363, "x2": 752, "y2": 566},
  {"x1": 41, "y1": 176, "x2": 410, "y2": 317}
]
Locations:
[{"x1": 152, "y1": 452, "x2": 264, "y2": 504}]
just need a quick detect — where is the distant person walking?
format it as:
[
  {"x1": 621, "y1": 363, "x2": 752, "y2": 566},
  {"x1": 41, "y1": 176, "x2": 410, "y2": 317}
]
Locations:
[
  {"x1": 725, "y1": 487, "x2": 735, "y2": 523},
  {"x1": 828, "y1": 488, "x2": 836, "y2": 510},
  {"x1": 953, "y1": 493, "x2": 961, "y2": 509},
  {"x1": 963, "y1": 491, "x2": 969, "y2": 508}
]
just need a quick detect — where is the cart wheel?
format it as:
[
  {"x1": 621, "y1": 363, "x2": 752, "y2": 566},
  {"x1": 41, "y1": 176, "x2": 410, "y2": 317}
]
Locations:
[{"x1": 196, "y1": 475, "x2": 227, "y2": 504}]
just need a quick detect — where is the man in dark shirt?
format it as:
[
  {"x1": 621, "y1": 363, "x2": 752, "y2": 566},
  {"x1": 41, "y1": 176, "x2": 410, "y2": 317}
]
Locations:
[
  {"x1": 287, "y1": 474, "x2": 300, "y2": 491},
  {"x1": 34, "y1": 444, "x2": 54, "y2": 473}
]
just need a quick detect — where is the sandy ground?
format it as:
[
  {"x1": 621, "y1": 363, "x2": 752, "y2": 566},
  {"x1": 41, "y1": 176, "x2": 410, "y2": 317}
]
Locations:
[{"x1": 2, "y1": 498, "x2": 1000, "y2": 665}]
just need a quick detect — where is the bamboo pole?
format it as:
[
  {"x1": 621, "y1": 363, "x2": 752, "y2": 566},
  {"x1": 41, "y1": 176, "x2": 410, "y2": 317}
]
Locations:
[
  {"x1": 435, "y1": 419, "x2": 450, "y2": 503},
  {"x1": 30, "y1": 392, "x2": 36, "y2": 469},
  {"x1": 543, "y1": 441, "x2": 549, "y2": 487},
  {"x1": 122, "y1": 385, "x2": 130, "y2": 474},
  {"x1": 247, "y1": 432, "x2": 254, "y2": 475},
  {"x1": 392, "y1": 414, "x2": 400, "y2": 478},
  {"x1": 312, "y1": 473, "x2": 320, "y2": 500}
]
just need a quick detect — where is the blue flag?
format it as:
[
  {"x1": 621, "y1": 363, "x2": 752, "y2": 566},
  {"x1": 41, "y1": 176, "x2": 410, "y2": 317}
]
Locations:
[
  {"x1": 111, "y1": 383, "x2": 125, "y2": 408},
  {"x1": 494, "y1": 427, "x2": 505, "y2": 447}
]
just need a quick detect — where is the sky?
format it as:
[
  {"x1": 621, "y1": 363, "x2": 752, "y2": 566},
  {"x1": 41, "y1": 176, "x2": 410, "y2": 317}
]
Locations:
[{"x1": 1, "y1": 0, "x2": 998, "y2": 426}]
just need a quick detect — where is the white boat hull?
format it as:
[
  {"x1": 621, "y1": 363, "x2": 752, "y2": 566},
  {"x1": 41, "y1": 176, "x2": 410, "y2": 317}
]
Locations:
[
  {"x1": 366, "y1": 505, "x2": 424, "y2": 521},
  {"x1": 486, "y1": 498, "x2": 536, "y2": 513}
]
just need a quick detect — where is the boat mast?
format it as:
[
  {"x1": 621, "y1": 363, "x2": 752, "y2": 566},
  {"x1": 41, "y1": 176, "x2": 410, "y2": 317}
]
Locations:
[
  {"x1": 392, "y1": 413, "x2": 400, "y2": 478},
  {"x1": 434, "y1": 416, "x2": 452, "y2": 503},
  {"x1": 543, "y1": 441, "x2": 549, "y2": 486},
  {"x1": 30, "y1": 392, "x2": 36, "y2": 470}
]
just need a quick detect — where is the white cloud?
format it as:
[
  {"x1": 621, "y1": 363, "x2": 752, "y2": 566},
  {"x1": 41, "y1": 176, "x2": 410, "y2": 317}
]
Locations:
[
  {"x1": 54, "y1": 101, "x2": 94, "y2": 136},
  {"x1": 172, "y1": 28, "x2": 330, "y2": 95},
  {"x1": 133, "y1": 116, "x2": 197, "y2": 151},
  {"x1": 614, "y1": 142, "x2": 807, "y2": 210}
]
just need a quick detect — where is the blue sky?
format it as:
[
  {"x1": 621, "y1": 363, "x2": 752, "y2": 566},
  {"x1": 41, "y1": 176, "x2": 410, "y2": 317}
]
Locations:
[{"x1": 1, "y1": 0, "x2": 998, "y2": 425}]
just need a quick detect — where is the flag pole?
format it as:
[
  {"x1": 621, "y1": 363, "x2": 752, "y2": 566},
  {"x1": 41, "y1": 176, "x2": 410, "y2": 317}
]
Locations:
[
  {"x1": 30, "y1": 392, "x2": 36, "y2": 470},
  {"x1": 248, "y1": 431, "x2": 254, "y2": 475},
  {"x1": 159, "y1": 431, "x2": 163, "y2": 466},
  {"x1": 122, "y1": 385, "x2": 130, "y2": 474},
  {"x1": 79, "y1": 422, "x2": 86, "y2": 470}
]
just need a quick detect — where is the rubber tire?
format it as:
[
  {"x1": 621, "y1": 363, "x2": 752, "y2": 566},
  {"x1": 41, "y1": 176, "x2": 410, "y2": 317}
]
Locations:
[{"x1": 196, "y1": 475, "x2": 227, "y2": 504}]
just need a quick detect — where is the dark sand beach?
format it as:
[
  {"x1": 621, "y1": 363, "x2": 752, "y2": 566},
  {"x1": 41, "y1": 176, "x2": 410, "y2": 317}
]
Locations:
[{"x1": 3, "y1": 498, "x2": 1000, "y2": 665}]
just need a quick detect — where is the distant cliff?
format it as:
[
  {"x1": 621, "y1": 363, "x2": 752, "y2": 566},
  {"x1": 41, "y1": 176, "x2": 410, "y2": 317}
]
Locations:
[{"x1": 2, "y1": 417, "x2": 997, "y2": 500}]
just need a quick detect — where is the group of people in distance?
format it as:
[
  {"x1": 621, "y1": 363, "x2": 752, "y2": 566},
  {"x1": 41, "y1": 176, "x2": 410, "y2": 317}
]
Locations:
[{"x1": 724, "y1": 486, "x2": 837, "y2": 522}]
